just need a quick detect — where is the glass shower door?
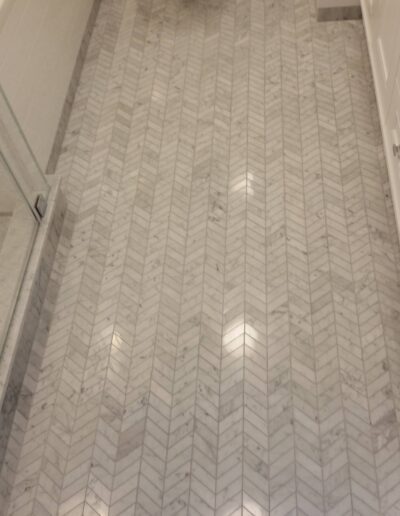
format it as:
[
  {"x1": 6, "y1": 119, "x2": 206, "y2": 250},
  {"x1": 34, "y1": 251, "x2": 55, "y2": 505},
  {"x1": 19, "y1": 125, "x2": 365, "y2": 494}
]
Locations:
[{"x1": 0, "y1": 85, "x2": 49, "y2": 356}]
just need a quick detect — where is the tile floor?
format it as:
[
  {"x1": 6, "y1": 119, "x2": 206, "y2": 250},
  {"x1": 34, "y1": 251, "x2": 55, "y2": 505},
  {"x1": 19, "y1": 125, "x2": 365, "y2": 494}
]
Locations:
[{"x1": 1, "y1": 0, "x2": 400, "y2": 514}]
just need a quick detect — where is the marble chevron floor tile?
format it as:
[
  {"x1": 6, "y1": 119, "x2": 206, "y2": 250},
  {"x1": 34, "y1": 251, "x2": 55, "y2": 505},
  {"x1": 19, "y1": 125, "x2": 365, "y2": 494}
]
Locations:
[{"x1": 1, "y1": 0, "x2": 400, "y2": 514}]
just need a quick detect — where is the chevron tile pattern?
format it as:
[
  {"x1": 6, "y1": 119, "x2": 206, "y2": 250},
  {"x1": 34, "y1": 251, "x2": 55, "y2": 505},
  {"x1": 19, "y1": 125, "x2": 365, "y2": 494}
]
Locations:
[{"x1": 1, "y1": 0, "x2": 400, "y2": 514}]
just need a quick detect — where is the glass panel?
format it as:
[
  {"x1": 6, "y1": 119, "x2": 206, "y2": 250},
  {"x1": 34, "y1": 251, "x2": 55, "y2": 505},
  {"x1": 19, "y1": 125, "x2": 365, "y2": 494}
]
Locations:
[
  {"x1": 0, "y1": 85, "x2": 49, "y2": 357},
  {"x1": 0, "y1": 154, "x2": 37, "y2": 354},
  {"x1": 0, "y1": 85, "x2": 49, "y2": 212}
]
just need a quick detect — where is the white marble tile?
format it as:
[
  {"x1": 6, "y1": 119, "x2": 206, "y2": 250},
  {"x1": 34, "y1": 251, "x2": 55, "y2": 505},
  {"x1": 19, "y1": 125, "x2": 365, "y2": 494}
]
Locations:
[{"x1": 1, "y1": 0, "x2": 400, "y2": 514}]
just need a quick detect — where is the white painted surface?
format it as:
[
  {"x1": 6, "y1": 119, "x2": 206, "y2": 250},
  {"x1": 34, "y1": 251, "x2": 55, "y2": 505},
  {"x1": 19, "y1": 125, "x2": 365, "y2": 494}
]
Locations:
[
  {"x1": 386, "y1": 74, "x2": 400, "y2": 229},
  {"x1": 362, "y1": 0, "x2": 400, "y2": 237},
  {"x1": 0, "y1": 0, "x2": 13, "y2": 31},
  {"x1": 363, "y1": 0, "x2": 400, "y2": 116},
  {"x1": 0, "y1": 0, "x2": 94, "y2": 170}
]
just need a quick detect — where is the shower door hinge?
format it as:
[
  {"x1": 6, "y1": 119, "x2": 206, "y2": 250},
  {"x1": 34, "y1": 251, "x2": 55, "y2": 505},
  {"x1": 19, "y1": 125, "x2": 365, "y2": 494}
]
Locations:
[{"x1": 34, "y1": 194, "x2": 47, "y2": 220}]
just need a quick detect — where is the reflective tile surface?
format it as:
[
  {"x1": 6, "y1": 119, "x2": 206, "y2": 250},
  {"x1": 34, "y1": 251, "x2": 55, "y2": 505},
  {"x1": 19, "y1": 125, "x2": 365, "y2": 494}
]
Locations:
[{"x1": 1, "y1": 0, "x2": 400, "y2": 514}]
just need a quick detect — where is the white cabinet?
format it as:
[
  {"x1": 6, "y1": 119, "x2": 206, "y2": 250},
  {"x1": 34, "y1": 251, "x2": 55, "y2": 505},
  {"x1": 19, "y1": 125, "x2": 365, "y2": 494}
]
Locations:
[
  {"x1": 362, "y1": 0, "x2": 400, "y2": 114},
  {"x1": 362, "y1": 0, "x2": 400, "y2": 235},
  {"x1": 375, "y1": 2, "x2": 400, "y2": 111}
]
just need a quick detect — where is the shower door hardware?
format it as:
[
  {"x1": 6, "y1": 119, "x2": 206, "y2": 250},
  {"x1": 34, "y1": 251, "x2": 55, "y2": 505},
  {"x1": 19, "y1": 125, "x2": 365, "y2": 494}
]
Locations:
[{"x1": 34, "y1": 194, "x2": 47, "y2": 220}]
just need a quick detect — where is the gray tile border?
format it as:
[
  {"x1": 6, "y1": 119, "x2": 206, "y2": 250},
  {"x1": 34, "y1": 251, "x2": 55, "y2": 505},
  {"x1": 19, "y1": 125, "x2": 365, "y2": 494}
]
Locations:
[
  {"x1": 0, "y1": 179, "x2": 66, "y2": 465},
  {"x1": 317, "y1": 5, "x2": 362, "y2": 21},
  {"x1": 45, "y1": 0, "x2": 102, "y2": 175}
]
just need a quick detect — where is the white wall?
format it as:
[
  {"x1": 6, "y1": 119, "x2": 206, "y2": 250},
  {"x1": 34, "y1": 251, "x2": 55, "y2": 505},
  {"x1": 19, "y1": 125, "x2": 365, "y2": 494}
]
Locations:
[{"x1": 0, "y1": 0, "x2": 94, "y2": 171}]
